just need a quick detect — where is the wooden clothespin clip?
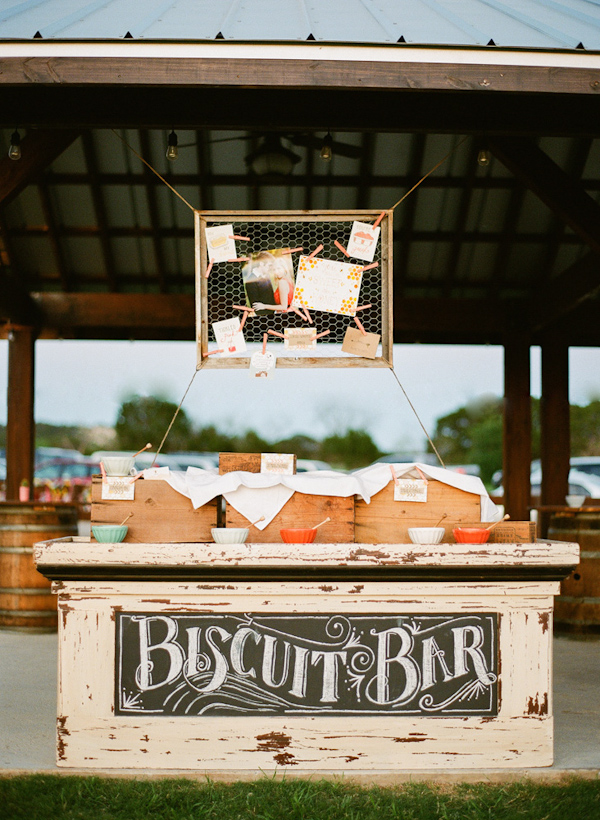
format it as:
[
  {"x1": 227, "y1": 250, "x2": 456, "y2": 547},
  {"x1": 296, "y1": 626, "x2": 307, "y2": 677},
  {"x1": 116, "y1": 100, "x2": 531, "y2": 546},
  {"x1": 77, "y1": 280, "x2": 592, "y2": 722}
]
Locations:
[
  {"x1": 262, "y1": 333, "x2": 268, "y2": 355},
  {"x1": 334, "y1": 240, "x2": 350, "y2": 257},
  {"x1": 100, "y1": 461, "x2": 108, "y2": 485},
  {"x1": 390, "y1": 465, "x2": 399, "y2": 486},
  {"x1": 204, "y1": 259, "x2": 215, "y2": 279},
  {"x1": 354, "y1": 316, "x2": 367, "y2": 336},
  {"x1": 267, "y1": 329, "x2": 285, "y2": 339},
  {"x1": 355, "y1": 303, "x2": 372, "y2": 312},
  {"x1": 308, "y1": 244, "x2": 324, "y2": 259},
  {"x1": 415, "y1": 466, "x2": 429, "y2": 484},
  {"x1": 360, "y1": 261, "x2": 378, "y2": 272},
  {"x1": 315, "y1": 329, "x2": 331, "y2": 339},
  {"x1": 202, "y1": 348, "x2": 223, "y2": 357},
  {"x1": 229, "y1": 234, "x2": 250, "y2": 241},
  {"x1": 373, "y1": 211, "x2": 385, "y2": 228},
  {"x1": 282, "y1": 247, "x2": 304, "y2": 255},
  {"x1": 303, "y1": 308, "x2": 312, "y2": 324}
]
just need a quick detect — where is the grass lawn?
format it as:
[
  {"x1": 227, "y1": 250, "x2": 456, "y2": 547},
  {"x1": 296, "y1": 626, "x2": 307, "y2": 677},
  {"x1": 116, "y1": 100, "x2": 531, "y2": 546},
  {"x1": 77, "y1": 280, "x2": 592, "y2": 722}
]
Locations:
[{"x1": 0, "y1": 774, "x2": 598, "y2": 820}]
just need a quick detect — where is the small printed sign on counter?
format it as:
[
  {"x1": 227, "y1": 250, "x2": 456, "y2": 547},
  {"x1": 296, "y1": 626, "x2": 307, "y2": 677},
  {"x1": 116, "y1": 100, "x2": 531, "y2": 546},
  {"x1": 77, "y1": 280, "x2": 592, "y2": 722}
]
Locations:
[
  {"x1": 101, "y1": 476, "x2": 136, "y2": 501},
  {"x1": 341, "y1": 326, "x2": 380, "y2": 358},
  {"x1": 394, "y1": 478, "x2": 428, "y2": 503},
  {"x1": 261, "y1": 453, "x2": 295, "y2": 475}
]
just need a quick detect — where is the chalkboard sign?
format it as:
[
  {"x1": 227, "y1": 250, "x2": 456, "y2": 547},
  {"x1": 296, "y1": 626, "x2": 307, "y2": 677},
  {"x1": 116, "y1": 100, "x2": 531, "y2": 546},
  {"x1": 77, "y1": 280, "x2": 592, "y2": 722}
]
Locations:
[{"x1": 115, "y1": 612, "x2": 498, "y2": 717}]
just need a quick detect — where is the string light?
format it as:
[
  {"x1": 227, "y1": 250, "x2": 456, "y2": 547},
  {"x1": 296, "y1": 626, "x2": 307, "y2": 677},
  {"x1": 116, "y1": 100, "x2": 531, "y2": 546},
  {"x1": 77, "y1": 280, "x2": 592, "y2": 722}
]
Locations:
[
  {"x1": 320, "y1": 132, "x2": 333, "y2": 162},
  {"x1": 477, "y1": 148, "x2": 491, "y2": 167},
  {"x1": 166, "y1": 130, "x2": 178, "y2": 161},
  {"x1": 8, "y1": 129, "x2": 21, "y2": 161}
]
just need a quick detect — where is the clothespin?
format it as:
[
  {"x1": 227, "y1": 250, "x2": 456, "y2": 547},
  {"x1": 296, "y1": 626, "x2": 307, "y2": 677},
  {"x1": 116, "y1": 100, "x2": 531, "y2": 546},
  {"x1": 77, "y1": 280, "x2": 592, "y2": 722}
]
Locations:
[
  {"x1": 315, "y1": 329, "x2": 331, "y2": 339},
  {"x1": 308, "y1": 244, "x2": 324, "y2": 259},
  {"x1": 239, "y1": 312, "x2": 248, "y2": 331},
  {"x1": 303, "y1": 308, "x2": 312, "y2": 324},
  {"x1": 354, "y1": 316, "x2": 367, "y2": 336},
  {"x1": 262, "y1": 333, "x2": 268, "y2": 355},
  {"x1": 360, "y1": 261, "x2": 378, "y2": 272},
  {"x1": 281, "y1": 247, "x2": 304, "y2": 255},
  {"x1": 100, "y1": 462, "x2": 107, "y2": 485},
  {"x1": 267, "y1": 329, "x2": 285, "y2": 338},
  {"x1": 227, "y1": 257, "x2": 250, "y2": 263},
  {"x1": 355, "y1": 304, "x2": 372, "y2": 312},
  {"x1": 334, "y1": 240, "x2": 350, "y2": 257},
  {"x1": 373, "y1": 211, "x2": 385, "y2": 228},
  {"x1": 204, "y1": 259, "x2": 214, "y2": 279},
  {"x1": 232, "y1": 305, "x2": 253, "y2": 311},
  {"x1": 229, "y1": 234, "x2": 250, "y2": 240},
  {"x1": 129, "y1": 472, "x2": 144, "y2": 484},
  {"x1": 202, "y1": 348, "x2": 223, "y2": 357},
  {"x1": 415, "y1": 466, "x2": 429, "y2": 484},
  {"x1": 390, "y1": 465, "x2": 399, "y2": 486}
]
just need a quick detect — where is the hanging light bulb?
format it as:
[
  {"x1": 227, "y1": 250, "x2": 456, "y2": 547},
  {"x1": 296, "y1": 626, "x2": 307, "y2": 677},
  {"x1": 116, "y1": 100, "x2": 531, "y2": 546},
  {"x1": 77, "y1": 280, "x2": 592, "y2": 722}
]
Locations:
[
  {"x1": 320, "y1": 132, "x2": 333, "y2": 162},
  {"x1": 477, "y1": 148, "x2": 490, "y2": 167},
  {"x1": 8, "y1": 129, "x2": 21, "y2": 161},
  {"x1": 166, "y1": 130, "x2": 178, "y2": 161}
]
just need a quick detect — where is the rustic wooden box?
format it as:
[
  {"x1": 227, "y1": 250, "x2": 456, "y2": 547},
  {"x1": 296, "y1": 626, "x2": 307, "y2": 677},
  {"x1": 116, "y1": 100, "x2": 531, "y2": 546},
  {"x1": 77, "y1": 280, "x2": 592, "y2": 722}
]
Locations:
[
  {"x1": 354, "y1": 479, "x2": 481, "y2": 544},
  {"x1": 91, "y1": 476, "x2": 218, "y2": 543},
  {"x1": 225, "y1": 492, "x2": 354, "y2": 543},
  {"x1": 487, "y1": 521, "x2": 536, "y2": 543},
  {"x1": 219, "y1": 452, "x2": 296, "y2": 475}
]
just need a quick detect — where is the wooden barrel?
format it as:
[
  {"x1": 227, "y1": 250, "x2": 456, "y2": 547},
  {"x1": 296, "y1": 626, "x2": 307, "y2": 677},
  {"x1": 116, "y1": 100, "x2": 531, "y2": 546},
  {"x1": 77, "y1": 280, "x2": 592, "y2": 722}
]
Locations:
[
  {"x1": 0, "y1": 502, "x2": 78, "y2": 631},
  {"x1": 549, "y1": 511, "x2": 600, "y2": 633}
]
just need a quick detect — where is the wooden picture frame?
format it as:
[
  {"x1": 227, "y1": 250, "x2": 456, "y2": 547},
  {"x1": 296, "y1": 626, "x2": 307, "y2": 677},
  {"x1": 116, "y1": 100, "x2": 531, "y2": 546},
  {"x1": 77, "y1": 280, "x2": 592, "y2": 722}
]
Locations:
[{"x1": 195, "y1": 210, "x2": 393, "y2": 369}]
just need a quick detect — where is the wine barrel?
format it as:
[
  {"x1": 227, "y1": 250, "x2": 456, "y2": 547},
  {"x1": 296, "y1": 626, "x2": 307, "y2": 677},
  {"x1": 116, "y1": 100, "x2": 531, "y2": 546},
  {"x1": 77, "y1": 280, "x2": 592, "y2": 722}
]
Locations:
[
  {"x1": 549, "y1": 511, "x2": 600, "y2": 633},
  {"x1": 0, "y1": 502, "x2": 78, "y2": 631}
]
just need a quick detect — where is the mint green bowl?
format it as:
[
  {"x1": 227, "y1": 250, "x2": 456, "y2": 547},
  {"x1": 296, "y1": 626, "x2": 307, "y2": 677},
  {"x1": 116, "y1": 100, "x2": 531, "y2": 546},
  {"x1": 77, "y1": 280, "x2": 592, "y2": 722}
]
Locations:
[{"x1": 92, "y1": 524, "x2": 128, "y2": 543}]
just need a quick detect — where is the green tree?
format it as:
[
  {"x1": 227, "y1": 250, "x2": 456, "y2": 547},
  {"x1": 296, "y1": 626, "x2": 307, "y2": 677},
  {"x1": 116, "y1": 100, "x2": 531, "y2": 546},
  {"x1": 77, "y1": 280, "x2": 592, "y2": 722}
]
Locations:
[
  {"x1": 115, "y1": 394, "x2": 192, "y2": 452},
  {"x1": 320, "y1": 428, "x2": 381, "y2": 469},
  {"x1": 570, "y1": 399, "x2": 600, "y2": 455}
]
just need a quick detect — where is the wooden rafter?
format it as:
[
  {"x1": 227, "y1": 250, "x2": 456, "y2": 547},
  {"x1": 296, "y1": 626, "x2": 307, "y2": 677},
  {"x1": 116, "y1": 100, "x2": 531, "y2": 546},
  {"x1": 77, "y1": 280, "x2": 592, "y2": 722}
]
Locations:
[
  {"x1": 442, "y1": 141, "x2": 479, "y2": 298},
  {"x1": 196, "y1": 130, "x2": 213, "y2": 210},
  {"x1": 139, "y1": 130, "x2": 168, "y2": 293},
  {"x1": 81, "y1": 130, "x2": 118, "y2": 291},
  {"x1": 395, "y1": 134, "x2": 426, "y2": 297},
  {"x1": 37, "y1": 179, "x2": 72, "y2": 291},
  {"x1": 356, "y1": 133, "x2": 374, "y2": 209},
  {"x1": 0, "y1": 129, "x2": 80, "y2": 209}
]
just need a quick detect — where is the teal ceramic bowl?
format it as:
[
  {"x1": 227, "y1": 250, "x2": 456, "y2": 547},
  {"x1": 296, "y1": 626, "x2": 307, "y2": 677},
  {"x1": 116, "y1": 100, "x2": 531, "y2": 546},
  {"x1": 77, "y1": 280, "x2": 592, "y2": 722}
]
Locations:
[{"x1": 92, "y1": 524, "x2": 128, "y2": 543}]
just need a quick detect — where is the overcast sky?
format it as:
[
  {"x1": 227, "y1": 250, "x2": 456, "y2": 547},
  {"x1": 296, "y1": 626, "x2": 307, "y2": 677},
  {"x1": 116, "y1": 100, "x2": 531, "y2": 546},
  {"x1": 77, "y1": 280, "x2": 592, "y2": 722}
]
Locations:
[{"x1": 1, "y1": 340, "x2": 600, "y2": 453}]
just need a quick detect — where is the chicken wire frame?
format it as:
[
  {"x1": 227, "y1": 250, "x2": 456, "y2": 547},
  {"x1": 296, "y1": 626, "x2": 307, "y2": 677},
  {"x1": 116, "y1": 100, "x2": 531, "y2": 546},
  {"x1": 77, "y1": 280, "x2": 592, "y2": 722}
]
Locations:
[{"x1": 195, "y1": 210, "x2": 394, "y2": 369}]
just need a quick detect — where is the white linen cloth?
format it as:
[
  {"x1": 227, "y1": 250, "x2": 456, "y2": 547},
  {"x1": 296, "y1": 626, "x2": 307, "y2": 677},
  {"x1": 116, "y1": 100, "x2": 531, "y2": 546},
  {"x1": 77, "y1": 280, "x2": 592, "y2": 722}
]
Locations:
[{"x1": 160, "y1": 463, "x2": 501, "y2": 530}]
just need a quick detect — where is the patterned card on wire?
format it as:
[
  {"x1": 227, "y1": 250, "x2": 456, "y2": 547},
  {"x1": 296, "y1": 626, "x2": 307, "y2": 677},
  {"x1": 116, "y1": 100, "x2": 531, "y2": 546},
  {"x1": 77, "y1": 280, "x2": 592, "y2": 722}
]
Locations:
[{"x1": 292, "y1": 255, "x2": 364, "y2": 317}]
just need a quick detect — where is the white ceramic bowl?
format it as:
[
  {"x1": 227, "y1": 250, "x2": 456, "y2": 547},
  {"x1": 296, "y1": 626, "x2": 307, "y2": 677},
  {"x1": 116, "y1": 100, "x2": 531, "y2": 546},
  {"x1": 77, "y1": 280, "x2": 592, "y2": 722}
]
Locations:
[
  {"x1": 408, "y1": 527, "x2": 445, "y2": 545},
  {"x1": 211, "y1": 527, "x2": 249, "y2": 544},
  {"x1": 102, "y1": 456, "x2": 135, "y2": 476},
  {"x1": 566, "y1": 495, "x2": 586, "y2": 508}
]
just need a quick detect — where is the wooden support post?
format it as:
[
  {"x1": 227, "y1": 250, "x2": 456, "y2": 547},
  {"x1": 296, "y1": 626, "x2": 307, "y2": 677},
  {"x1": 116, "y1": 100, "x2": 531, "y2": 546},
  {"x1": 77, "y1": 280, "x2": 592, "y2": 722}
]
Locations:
[
  {"x1": 540, "y1": 335, "x2": 570, "y2": 537},
  {"x1": 6, "y1": 326, "x2": 35, "y2": 500},
  {"x1": 503, "y1": 334, "x2": 531, "y2": 521}
]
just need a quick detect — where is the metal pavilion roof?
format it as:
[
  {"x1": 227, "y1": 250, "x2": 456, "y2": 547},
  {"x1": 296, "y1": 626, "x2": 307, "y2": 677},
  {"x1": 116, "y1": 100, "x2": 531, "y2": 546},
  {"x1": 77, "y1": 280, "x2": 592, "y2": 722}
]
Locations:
[{"x1": 1, "y1": 0, "x2": 600, "y2": 50}]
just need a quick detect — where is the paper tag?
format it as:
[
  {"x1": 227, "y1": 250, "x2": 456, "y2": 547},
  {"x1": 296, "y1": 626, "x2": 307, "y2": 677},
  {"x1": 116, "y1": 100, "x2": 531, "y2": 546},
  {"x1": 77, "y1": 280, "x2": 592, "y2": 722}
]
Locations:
[
  {"x1": 205, "y1": 224, "x2": 236, "y2": 263},
  {"x1": 292, "y1": 256, "x2": 364, "y2": 317},
  {"x1": 346, "y1": 220, "x2": 380, "y2": 262},
  {"x1": 393, "y1": 478, "x2": 428, "y2": 503},
  {"x1": 284, "y1": 327, "x2": 316, "y2": 351},
  {"x1": 261, "y1": 453, "x2": 295, "y2": 475},
  {"x1": 101, "y1": 476, "x2": 136, "y2": 501},
  {"x1": 342, "y1": 326, "x2": 381, "y2": 358},
  {"x1": 250, "y1": 350, "x2": 275, "y2": 378},
  {"x1": 143, "y1": 466, "x2": 170, "y2": 480},
  {"x1": 212, "y1": 317, "x2": 246, "y2": 356}
]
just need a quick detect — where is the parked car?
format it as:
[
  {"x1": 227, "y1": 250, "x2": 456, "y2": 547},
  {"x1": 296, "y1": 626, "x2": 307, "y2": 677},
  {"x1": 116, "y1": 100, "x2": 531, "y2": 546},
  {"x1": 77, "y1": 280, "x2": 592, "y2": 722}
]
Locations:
[
  {"x1": 493, "y1": 457, "x2": 600, "y2": 489},
  {"x1": 33, "y1": 456, "x2": 101, "y2": 509},
  {"x1": 90, "y1": 450, "x2": 187, "y2": 472},
  {"x1": 491, "y1": 467, "x2": 600, "y2": 500},
  {"x1": 170, "y1": 451, "x2": 219, "y2": 470}
]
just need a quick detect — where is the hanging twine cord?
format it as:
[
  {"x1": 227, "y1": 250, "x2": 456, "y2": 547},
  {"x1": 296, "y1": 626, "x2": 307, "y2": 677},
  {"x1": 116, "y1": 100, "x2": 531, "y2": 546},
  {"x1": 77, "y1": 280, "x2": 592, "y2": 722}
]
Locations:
[
  {"x1": 151, "y1": 369, "x2": 199, "y2": 466},
  {"x1": 388, "y1": 135, "x2": 469, "y2": 212},
  {"x1": 111, "y1": 129, "x2": 196, "y2": 212},
  {"x1": 390, "y1": 367, "x2": 446, "y2": 469}
]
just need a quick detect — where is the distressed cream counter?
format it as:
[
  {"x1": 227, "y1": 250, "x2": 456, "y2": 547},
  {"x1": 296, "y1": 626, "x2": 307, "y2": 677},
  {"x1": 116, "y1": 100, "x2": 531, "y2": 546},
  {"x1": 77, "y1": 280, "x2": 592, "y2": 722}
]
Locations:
[{"x1": 34, "y1": 537, "x2": 578, "y2": 771}]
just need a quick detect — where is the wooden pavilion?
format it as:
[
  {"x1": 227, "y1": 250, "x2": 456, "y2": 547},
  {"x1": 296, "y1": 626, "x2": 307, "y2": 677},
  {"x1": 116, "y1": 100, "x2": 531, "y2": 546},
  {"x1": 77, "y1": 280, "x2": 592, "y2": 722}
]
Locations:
[{"x1": 1, "y1": 0, "x2": 600, "y2": 523}]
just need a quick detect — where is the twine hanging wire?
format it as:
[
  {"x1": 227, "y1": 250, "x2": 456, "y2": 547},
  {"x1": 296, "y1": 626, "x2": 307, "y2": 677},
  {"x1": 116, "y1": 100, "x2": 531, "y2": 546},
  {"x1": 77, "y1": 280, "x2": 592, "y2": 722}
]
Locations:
[{"x1": 113, "y1": 129, "x2": 466, "y2": 462}]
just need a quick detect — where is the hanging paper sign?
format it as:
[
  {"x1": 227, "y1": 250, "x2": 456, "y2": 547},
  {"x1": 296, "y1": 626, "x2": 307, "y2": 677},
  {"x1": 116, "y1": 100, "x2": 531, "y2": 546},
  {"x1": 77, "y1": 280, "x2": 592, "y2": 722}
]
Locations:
[
  {"x1": 341, "y1": 326, "x2": 381, "y2": 359},
  {"x1": 212, "y1": 317, "x2": 246, "y2": 356},
  {"x1": 205, "y1": 224, "x2": 237, "y2": 263},
  {"x1": 346, "y1": 221, "x2": 380, "y2": 262},
  {"x1": 101, "y1": 476, "x2": 135, "y2": 501},
  {"x1": 394, "y1": 478, "x2": 428, "y2": 503},
  {"x1": 284, "y1": 327, "x2": 317, "y2": 351},
  {"x1": 292, "y1": 256, "x2": 363, "y2": 317},
  {"x1": 261, "y1": 453, "x2": 295, "y2": 475},
  {"x1": 250, "y1": 350, "x2": 275, "y2": 378}
]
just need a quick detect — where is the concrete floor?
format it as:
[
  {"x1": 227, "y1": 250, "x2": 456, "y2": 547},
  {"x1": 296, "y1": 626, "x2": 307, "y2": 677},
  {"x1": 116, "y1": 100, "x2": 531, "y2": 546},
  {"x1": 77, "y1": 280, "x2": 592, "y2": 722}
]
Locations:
[{"x1": 0, "y1": 630, "x2": 598, "y2": 780}]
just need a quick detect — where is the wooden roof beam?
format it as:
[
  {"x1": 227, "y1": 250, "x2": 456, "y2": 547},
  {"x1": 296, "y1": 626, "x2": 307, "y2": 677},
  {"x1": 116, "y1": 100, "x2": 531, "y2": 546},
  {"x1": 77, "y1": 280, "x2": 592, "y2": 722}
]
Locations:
[
  {"x1": 0, "y1": 129, "x2": 80, "y2": 208},
  {"x1": 531, "y1": 250, "x2": 600, "y2": 331}
]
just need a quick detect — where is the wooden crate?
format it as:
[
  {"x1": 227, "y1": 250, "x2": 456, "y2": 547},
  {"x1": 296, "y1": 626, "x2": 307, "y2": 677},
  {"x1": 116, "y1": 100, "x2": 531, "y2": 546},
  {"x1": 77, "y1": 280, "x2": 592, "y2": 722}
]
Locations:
[
  {"x1": 447, "y1": 520, "x2": 537, "y2": 544},
  {"x1": 354, "y1": 479, "x2": 481, "y2": 544},
  {"x1": 219, "y1": 452, "x2": 296, "y2": 475},
  {"x1": 225, "y1": 493, "x2": 354, "y2": 543},
  {"x1": 91, "y1": 477, "x2": 218, "y2": 543}
]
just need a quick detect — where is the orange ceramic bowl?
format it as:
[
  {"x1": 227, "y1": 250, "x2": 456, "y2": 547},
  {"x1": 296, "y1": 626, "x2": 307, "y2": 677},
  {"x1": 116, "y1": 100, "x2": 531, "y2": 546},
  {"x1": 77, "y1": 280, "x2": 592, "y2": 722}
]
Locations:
[
  {"x1": 280, "y1": 528, "x2": 317, "y2": 544},
  {"x1": 453, "y1": 527, "x2": 490, "y2": 544}
]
